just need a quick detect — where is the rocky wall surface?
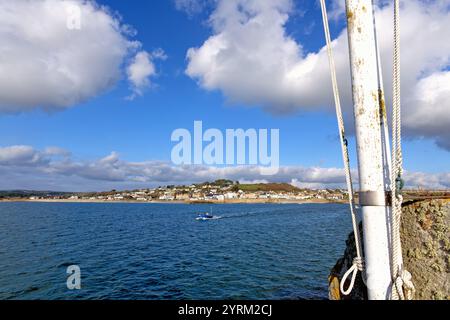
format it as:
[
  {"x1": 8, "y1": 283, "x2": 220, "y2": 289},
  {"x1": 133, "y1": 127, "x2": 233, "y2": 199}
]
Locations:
[{"x1": 329, "y1": 199, "x2": 449, "y2": 300}]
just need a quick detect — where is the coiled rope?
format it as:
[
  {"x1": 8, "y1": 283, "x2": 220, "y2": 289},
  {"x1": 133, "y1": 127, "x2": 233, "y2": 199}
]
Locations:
[
  {"x1": 319, "y1": 0, "x2": 364, "y2": 296},
  {"x1": 390, "y1": 0, "x2": 415, "y2": 300}
]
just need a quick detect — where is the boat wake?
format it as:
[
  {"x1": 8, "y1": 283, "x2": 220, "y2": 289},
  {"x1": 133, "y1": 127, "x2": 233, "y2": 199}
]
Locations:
[
  {"x1": 196, "y1": 216, "x2": 222, "y2": 221},
  {"x1": 220, "y1": 210, "x2": 274, "y2": 220}
]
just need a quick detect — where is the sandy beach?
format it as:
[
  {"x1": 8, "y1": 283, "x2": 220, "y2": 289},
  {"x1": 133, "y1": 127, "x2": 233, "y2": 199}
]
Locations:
[{"x1": 0, "y1": 198, "x2": 344, "y2": 205}]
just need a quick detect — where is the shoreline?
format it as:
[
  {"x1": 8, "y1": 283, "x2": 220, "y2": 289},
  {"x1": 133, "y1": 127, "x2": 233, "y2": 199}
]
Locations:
[{"x1": 0, "y1": 198, "x2": 345, "y2": 205}]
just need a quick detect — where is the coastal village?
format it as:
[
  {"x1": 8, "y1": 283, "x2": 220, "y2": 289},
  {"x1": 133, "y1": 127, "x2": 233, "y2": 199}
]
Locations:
[
  {"x1": 19, "y1": 180, "x2": 348, "y2": 204},
  {"x1": 2, "y1": 180, "x2": 447, "y2": 204}
]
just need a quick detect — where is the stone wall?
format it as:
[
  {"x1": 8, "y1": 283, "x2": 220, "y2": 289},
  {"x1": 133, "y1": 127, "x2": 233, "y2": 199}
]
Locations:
[{"x1": 329, "y1": 199, "x2": 449, "y2": 300}]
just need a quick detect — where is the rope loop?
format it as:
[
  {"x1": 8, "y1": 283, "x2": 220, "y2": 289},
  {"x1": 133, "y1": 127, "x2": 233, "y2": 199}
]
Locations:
[{"x1": 340, "y1": 257, "x2": 365, "y2": 296}]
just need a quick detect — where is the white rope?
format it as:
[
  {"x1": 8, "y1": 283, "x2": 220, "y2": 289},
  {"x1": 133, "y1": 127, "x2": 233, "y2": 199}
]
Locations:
[
  {"x1": 390, "y1": 0, "x2": 414, "y2": 300},
  {"x1": 340, "y1": 257, "x2": 364, "y2": 296},
  {"x1": 372, "y1": 3, "x2": 393, "y2": 191},
  {"x1": 319, "y1": 0, "x2": 364, "y2": 296}
]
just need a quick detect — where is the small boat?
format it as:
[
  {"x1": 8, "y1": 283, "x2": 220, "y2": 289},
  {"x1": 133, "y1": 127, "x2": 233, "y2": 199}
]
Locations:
[
  {"x1": 196, "y1": 212, "x2": 214, "y2": 221},
  {"x1": 196, "y1": 207, "x2": 219, "y2": 221}
]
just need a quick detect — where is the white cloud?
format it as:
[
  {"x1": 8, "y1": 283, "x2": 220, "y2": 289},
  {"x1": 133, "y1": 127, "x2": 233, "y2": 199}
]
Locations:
[
  {"x1": 186, "y1": 0, "x2": 450, "y2": 149},
  {"x1": 174, "y1": 0, "x2": 211, "y2": 16},
  {"x1": 0, "y1": 145, "x2": 448, "y2": 191},
  {"x1": 0, "y1": 0, "x2": 163, "y2": 112},
  {"x1": 405, "y1": 71, "x2": 450, "y2": 148},
  {"x1": 186, "y1": 0, "x2": 305, "y2": 113},
  {"x1": 126, "y1": 49, "x2": 167, "y2": 99},
  {"x1": 127, "y1": 51, "x2": 156, "y2": 99},
  {"x1": 402, "y1": 170, "x2": 450, "y2": 190},
  {"x1": 151, "y1": 48, "x2": 168, "y2": 61},
  {"x1": 0, "y1": 146, "x2": 48, "y2": 166},
  {"x1": 44, "y1": 146, "x2": 71, "y2": 157}
]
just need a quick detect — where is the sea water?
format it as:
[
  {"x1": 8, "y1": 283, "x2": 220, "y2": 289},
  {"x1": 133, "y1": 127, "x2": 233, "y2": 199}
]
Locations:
[{"x1": 0, "y1": 202, "x2": 351, "y2": 300}]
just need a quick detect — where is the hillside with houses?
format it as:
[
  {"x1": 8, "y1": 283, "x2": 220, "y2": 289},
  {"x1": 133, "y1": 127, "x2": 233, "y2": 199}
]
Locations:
[{"x1": 9, "y1": 180, "x2": 349, "y2": 204}]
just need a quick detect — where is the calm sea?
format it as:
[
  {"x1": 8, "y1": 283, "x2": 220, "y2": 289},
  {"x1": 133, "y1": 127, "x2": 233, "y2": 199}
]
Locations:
[{"x1": 0, "y1": 202, "x2": 352, "y2": 300}]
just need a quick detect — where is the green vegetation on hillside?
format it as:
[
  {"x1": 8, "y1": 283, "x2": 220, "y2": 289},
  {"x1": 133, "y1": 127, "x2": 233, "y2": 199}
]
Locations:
[
  {"x1": 196, "y1": 179, "x2": 235, "y2": 187},
  {"x1": 0, "y1": 190, "x2": 72, "y2": 198},
  {"x1": 237, "y1": 183, "x2": 301, "y2": 192}
]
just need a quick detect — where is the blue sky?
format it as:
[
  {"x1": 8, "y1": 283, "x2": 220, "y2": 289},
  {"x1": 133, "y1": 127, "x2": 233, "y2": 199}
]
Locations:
[{"x1": 0, "y1": 0, "x2": 449, "y2": 190}]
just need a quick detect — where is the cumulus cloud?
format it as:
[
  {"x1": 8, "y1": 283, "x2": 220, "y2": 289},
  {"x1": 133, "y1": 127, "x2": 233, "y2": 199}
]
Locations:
[
  {"x1": 0, "y1": 145, "x2": 448, "y2": 191},
  {"x1": 186, "y1": 0, "x2": 450, "y2": 149},
  {"x1": 402, "y1": 170, "x2": 450, "y2": 190},
  {"x1": 0, "y1": 146, "x2": 49, "y2": 166},
  {"x1": 0, "y1": 0, "x2": 163, "y2": 112},
  {"x1": 405, "y1": 71, "x2": 450, "y2": 148},
  {"x1": 127, "y1": 49, "x2": 167, "y2": 99},
  {"x1": 186, "y1": 0, "x2": 306, "y2": 113},
  {"x1": 127, "y1": 51, "x2": 156, "y2": 99}
]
